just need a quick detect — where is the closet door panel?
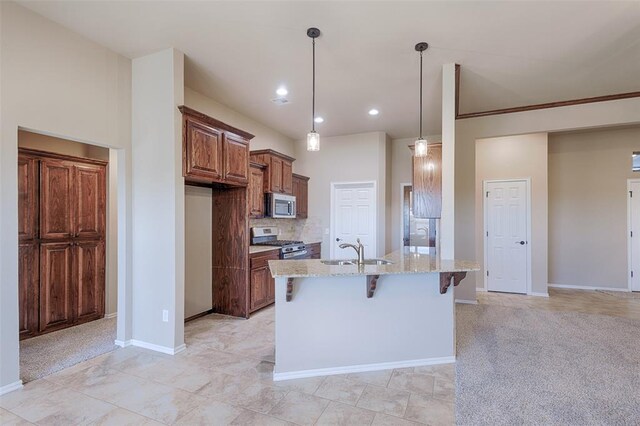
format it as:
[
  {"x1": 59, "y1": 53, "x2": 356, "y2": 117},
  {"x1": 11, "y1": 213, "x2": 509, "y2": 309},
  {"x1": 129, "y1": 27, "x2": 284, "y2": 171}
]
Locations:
[
  {"x1": 39, "y1": 242, "x2": 74, "y2": 332},
  {"x1": 75, "y1": 164, "x2": 106, "y2": 239},
  {"x1": 75, "y1": 240, "x2": 105, "y2": 323},
  {"x1": 40, "y1": 160, "x2": 74, "y2": 240},
  {"x1": 18, "y1": 155, "x2": 38, "y2": 242}
]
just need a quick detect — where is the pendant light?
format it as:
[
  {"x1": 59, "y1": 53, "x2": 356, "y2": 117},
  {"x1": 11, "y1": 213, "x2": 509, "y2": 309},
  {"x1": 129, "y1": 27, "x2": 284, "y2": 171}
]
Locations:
[
  {"x1": 307, "y1": 27, "x2": 321, "y2": 151},
  {"x1": 414, "y1": 42, "x2": 429, "y2": 157}
]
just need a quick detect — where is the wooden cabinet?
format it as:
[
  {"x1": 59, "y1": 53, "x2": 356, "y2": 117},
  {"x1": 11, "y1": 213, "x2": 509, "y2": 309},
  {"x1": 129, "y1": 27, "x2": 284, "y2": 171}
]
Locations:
[
  {"x1": 306, "y1": 242, "x2": 321, "y2": 259},
  {"x1": 249, "y1": 162, "x2": 266, "y2": 219},
  {"x1": 412, "y1": 143, "x2": 442, "y2": 219},
  {"x1": 292, "y1": 173, "x2": 310, "y2": 219},
  {"x1": 18, "y1": 155, "x2": 38, "y2": 242},
  {"x1": 249, "y1": 249, "x2": 279, "y2": 312},
  {"x1": 18, "y1": 149, "x2": 107, "y2": 340},
  {"x1": 179, "y1": 106, "x2": 254, "y2": 186},
  {"x1": 39, "y1": 242, "x2": 74, "y2": 333},
  {"x1": 75, "y1": 240, "x2": 105, "y2": 324},
  {"x1": 18, "y1": 243, "x2": 38, "y2": 339},
  {"x1": 249, "y1": 150, "x2": 295, "y2": 195}
]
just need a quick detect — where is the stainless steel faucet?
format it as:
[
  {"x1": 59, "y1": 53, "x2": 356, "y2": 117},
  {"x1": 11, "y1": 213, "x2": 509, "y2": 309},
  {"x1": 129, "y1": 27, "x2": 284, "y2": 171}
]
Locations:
[{"x1": 339, "y1": 238, "x2": 365, "y2": 265}]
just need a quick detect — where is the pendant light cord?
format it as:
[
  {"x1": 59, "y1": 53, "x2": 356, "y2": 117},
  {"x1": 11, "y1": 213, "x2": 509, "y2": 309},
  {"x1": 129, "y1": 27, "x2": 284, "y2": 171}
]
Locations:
[
  {"x1": 419, "y1": 50, "x2": 423, "y2": 139},
  {"x1": 312, "y1": 37, "x2": 316, "y2": 132}
]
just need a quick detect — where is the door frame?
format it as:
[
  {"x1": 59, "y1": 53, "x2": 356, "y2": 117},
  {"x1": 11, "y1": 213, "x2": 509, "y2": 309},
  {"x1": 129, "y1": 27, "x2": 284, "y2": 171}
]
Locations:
[
  {"x1": 483, "y1": 178, "x2": 533, "y2": 294},
  {"x1": 330, "y1": 181, "x2": 377, "y2": 258},
  {"x1": 627, "y1": 179, "x2": 640, "y2": 291}
]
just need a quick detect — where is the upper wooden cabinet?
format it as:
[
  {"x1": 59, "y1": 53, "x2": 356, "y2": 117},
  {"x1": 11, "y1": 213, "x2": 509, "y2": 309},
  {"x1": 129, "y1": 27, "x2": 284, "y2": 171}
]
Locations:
[
  {"x1": 179, "y1": 106, "x2": 254, "y2": 186},
  {"x1": 18, "y1": 154, "x2": 38, "y2": 242},
  {"x1": 249, "y1": 162, "x2": 266, "y2": 219},
  {"x1": 292, "y1": 173, "x2": 310, "y2": 219},
  {"x1": 412, "y1": 143, "x2": 442, "y2": 219},
  {"x1": 249, "y1": 149, "x2": 295, "y2": 195}
]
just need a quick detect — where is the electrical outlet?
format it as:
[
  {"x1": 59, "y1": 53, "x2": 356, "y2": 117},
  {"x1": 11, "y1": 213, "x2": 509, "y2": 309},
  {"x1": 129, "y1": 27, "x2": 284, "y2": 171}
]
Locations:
[{"x1": 162, "y1": 310, "x2": 169, "y2": 322}]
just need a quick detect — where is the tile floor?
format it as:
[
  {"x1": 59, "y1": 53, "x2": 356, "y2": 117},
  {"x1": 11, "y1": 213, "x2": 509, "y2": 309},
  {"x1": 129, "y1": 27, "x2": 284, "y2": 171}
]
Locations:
[{"x1": 1, "y1": 307, "x2": 454, "y2": 425}]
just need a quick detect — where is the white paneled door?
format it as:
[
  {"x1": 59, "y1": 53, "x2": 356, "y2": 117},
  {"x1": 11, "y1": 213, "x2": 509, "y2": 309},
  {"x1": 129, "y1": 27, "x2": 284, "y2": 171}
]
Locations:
[
  {"x1": 629, "y1": 180, "x2": 640, "y2": 292},
  {"x1": 485, "y1": 180, "x2": 529, "y2": 294},
  {"x1": 331, "y1": 182, "x2": 376, "y2": 259}
]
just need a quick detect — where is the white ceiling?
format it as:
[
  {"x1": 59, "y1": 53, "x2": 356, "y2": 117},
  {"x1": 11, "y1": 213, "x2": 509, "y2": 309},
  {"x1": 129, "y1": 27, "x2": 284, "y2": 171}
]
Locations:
[{"x1": 19, "y1": 1, "x2": 640, "y2": 140}]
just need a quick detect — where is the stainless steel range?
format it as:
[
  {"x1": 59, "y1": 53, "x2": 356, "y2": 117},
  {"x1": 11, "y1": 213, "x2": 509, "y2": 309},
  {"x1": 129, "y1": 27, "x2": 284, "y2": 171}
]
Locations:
[{"x1": 251, "y1": 227, "x2": 307, "y2": 259}]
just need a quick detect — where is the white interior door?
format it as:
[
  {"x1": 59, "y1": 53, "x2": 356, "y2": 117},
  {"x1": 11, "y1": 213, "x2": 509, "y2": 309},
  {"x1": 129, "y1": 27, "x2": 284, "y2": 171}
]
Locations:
[
  {"x1": 630, "y1": 181, "x2": 640, "y2": 292},
  {"x1": 331, "y1": 182, "x2": 376, "y2": 259},
  {"x1": 485, "y1": 180, "x2": 529, "y2": 294}
]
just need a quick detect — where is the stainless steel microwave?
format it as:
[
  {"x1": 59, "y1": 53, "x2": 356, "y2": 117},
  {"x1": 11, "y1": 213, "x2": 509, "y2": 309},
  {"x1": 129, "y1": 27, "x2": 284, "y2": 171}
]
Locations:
[{"x1": 266, "y1": 193, "x2": 296, "y2": 219}]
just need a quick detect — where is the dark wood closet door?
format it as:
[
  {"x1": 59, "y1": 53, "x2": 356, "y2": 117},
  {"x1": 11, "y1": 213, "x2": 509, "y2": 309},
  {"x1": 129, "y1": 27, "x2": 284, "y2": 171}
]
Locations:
[
  {"x1": 19, "y1": 243, "x2": 39, "y2": 339},
  {"x1": 39, "y1": 242, "x2": 74, "y2": 333},
  {"x1": 40, "y1": 159, "x2": 74, "y2": 240},
  {"x1": 18, "y1": 155, "x2": 38, "y2": 242},
  {"x1": 75, "y1": 240, "x2": 105, "y2": 323},
  {"x1": 74, "y1": 164, "x2": 106, "y2": 239}
]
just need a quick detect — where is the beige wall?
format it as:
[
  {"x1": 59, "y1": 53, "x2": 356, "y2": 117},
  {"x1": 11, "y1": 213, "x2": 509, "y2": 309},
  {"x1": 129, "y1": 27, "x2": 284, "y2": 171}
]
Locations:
[
  {"x1": 18, "y1": 130, "x2": 110, "y2": 161},
  {"x1": 455, "y1": 96, "x2": 640, "y2": 302},
  {"x1": 294, "y1": 132, "x2": 390, "y2": 258},
  {"x1": 184, "y1": 87, "x2": 295, "y2": 158},
  {"x1": 548, "y1": 126, "x2": 640, "y2": 289},
  {"x1": 475, "y1": 133, "x2": 549, "y2": 294},
  {"x1": 1, "y1": 2, "x2": 132, "y2": 389},
  {"x1": 184, "y1": 186, "x2": 213, "y2": 318}
]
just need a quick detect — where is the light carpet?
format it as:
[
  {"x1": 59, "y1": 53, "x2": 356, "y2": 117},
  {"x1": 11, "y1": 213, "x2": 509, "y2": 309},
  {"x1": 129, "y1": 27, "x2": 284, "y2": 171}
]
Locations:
[
  {"x1": 20, "y1": 317, "x2": 117, "y2": 383},
  {"x1": 455, "y1": 304, "x2": 640, "y2": 425},
  {"x1": 597, "y1": 290, "x2": 640, "y2": 299}
]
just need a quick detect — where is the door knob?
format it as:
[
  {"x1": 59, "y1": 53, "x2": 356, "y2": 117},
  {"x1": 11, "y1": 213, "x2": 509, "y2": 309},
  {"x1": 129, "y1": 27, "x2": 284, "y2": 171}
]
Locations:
[
  {"x1": 336, "y1": 238, "x2": 342, "y2": 242},
  {"x1": 516, "y1": 241, "x2": 525, "y2": 245}
]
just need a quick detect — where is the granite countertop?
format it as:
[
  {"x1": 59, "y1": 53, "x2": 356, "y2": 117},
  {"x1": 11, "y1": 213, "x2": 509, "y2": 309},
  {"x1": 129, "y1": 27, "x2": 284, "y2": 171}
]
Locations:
[
  {"x1": 268, "y1": 247, "x2": 480, "y2": 278},
  {"x1": 249, "y1": 245, "x2": 280, "y2": 255}
]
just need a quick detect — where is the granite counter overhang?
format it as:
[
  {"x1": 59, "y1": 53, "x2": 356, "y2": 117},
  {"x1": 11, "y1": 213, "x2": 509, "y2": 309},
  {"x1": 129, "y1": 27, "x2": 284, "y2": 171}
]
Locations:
[{"x1": 268, "y1": 248, "x2": 480, "y2": 279}]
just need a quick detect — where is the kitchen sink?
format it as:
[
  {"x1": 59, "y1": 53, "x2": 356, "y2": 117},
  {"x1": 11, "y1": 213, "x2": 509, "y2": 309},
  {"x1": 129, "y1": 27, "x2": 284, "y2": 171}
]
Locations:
[
  {"x1": 321, "y1": 259, "x2": 357, "y2": 266},
  {"x1": 320, "y1": 259, "x2": 393, "y2": 266},
  {"x1": 362, "y1": 259, "x2": 393, "y2": 265}
]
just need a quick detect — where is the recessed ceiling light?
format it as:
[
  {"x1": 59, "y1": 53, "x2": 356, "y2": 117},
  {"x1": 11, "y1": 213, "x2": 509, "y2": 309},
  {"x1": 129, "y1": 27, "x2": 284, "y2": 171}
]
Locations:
[
  {"x1": 314, "y1": 117, "x2": 324, "y2": 123},
  {"x1": 368, "y1": 109, "x2": 379, "y2": 116},
  {"x1": 276, "y1": 87, "x2": 288, "y2": 97}
]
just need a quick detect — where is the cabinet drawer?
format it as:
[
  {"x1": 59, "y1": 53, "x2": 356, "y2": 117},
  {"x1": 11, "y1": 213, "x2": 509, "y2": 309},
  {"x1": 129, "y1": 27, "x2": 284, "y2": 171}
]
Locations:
[{"x1": 250, "y1": 250, "x2": 280, "y2": 269}]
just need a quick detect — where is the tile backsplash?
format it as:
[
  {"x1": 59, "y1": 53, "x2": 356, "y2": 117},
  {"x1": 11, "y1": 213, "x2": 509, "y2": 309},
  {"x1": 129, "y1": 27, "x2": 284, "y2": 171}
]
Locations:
[{"x1": 250, "y1": 217, "x2": 323, "y2": 243}]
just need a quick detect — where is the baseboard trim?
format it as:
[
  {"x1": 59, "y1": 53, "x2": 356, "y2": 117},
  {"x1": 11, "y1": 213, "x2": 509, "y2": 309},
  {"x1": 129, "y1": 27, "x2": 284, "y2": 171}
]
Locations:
[
  {"x1": 114, "y1": 339, "x2": 131, "y2": 348},
  {"x1": 528, "y1": 292, "x2": 549, "y2": 298},
  {"x1": 273, "y1": 356, "x2": 456, "y2": 382},
  {"x1": 105, "y1": 312, "x2": 117, "y2": 319},
  {"x1": 185, "y1": 309, "x2": 214, "y2": 322},
  {"x1": 130, "y1": 340, "x2": 187, "y2": 355},
  {"x1": 455, "y1": 299, "x2": 477, "y2": 305},
  {"x1": 0, "y1": 380, "x2": 23, "y2": 396},
  {"x1": 476, "y1": 287, "x2": 487, "y2": 292},
  {"x1": 548, "y1": 284, "x2": 630, "y2": 292}
]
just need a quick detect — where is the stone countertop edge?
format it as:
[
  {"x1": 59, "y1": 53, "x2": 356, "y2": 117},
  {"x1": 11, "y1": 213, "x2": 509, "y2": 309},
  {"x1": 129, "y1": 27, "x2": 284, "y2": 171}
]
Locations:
[
  {"x1": 268, "y1": 248, "x2": 480, "y2": 278},
  {"x1": 249, "y1": 245, "x2": 280, "y2": 255}
]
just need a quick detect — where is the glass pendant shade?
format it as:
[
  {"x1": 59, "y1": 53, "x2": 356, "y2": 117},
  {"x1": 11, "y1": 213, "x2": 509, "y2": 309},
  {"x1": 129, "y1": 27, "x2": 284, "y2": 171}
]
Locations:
[
  {"x1": 307, "y1": 131, "x2": 320, "y2": 151},
  {"x1": 415, "y1": 138, "x2": 427, "y2": 157}
]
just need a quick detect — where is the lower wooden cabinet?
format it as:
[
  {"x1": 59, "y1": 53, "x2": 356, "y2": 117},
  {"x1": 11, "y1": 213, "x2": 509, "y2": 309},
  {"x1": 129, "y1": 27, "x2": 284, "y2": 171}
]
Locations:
[
  {"x1": 19, "y1": 243, "x2": 39, "y2": 339},
  {"x1": 249, "y1": 249, "x2": 279, "y2": 312},
  {"x1": 306, "y1": 242, "x2": 321, "y2": 259},
  {"x1": 75, "y1": 240, "x2": 106, "y2": 324}
]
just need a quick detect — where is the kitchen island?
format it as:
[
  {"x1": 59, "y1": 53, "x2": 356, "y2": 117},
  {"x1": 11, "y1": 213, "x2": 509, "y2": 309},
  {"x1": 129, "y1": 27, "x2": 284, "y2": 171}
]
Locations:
[{"x1": 268, "y1": 248, "x2": 479, "y2": 381}]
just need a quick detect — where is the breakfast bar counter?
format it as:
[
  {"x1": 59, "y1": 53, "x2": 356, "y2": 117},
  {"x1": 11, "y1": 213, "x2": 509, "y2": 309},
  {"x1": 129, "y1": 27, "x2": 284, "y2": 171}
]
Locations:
[{"x1": 268, "y1": 248, "x2": 479, "y2": 381}]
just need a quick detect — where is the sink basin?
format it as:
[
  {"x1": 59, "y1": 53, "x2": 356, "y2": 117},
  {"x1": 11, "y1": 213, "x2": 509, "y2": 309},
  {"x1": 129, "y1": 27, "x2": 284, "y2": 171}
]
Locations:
[
  {"x1": 320, "y1": 259, "x2": 393, "y2": 266},
  {"x1": 362, "y1": 259, "x2": 393, "y2": 265},
  {"x1": 321, "y1": 259, "x2": 357, "y2": 266}
]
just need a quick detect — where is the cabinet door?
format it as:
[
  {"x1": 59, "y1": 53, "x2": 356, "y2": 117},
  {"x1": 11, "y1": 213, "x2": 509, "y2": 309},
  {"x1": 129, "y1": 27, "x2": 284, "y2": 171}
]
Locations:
[
  {"x1": 224, "y1": 133, "x2": 249, "y2": 185},
  {"x1": 249, "y1": 166, "x2": 265, "y2": 218},
  {"x1": 75, "y1": 164, "x2": 106, "y2": 239},
  {"x1": 40, "y1": 159, "x2": 74, "y2": 240},
  {"x1": 250, "y1": 267, "x2": 271, "y2": 312},
  {"x1": 184, "y1": 118, "x2": 224, "y2": 181},
  {"x1": 270, "y1": 157, "x2": 283, "y2": 193},
  {"x1": 40, "y1": 242, "x2": 74, "y2": 333},
  {"x1": 18, "y1": 155, "x2": 38, "y2": 242},
  {"x1": 19, "y1": 243, "x2": 39, "y2": 339},
  {"x1": 75, "y1": 240, "x2": 105, "y2": 324},
  {"x1": 281, "y1": 160, "x2": 293, "y2": 194}
]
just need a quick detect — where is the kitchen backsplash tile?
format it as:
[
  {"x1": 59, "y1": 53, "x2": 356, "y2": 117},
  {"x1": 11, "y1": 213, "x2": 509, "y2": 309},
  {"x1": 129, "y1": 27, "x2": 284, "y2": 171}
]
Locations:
[{"x1": 250, "y1": 217, "x2": 322, "y2": 243}]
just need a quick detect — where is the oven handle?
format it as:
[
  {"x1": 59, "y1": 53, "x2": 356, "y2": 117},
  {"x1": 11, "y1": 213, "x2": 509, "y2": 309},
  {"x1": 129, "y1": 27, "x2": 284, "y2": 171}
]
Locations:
[{"x1": 283, "y1": 250, "x2": 308, "y2": 259}]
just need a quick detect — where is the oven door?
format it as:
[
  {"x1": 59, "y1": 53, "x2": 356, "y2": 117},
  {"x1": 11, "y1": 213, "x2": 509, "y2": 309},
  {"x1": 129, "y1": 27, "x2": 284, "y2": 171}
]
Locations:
[{"x1": 270, "y1": 194, "x2": 296, "y2": 218}]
